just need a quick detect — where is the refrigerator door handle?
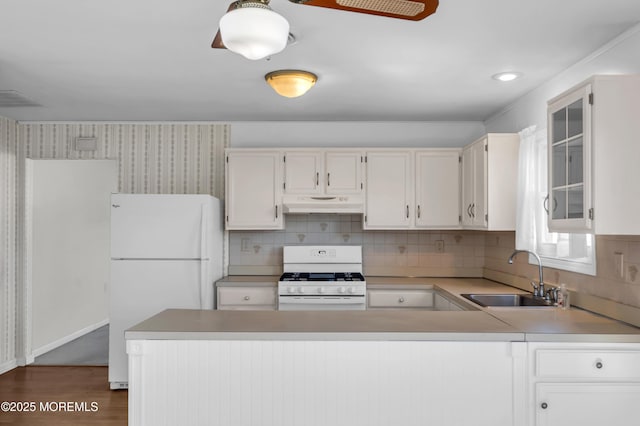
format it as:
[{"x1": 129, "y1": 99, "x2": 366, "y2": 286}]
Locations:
[{"x1": 199, "y1": 204, "x2": 209, "y2": 309}]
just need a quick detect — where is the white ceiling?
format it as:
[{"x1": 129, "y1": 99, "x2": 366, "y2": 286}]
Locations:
[{"x1": 1, "y1": 0, "x2": 639, "y2": 122}]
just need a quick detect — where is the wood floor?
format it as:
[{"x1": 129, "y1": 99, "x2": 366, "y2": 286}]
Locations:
[{"x1": 0, "y1": 366, "x2": 127, "y2": 425}]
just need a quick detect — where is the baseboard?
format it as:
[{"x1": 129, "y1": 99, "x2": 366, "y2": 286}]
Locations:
[
  {"x1": 0, "y1": 358, "x2": 18, "y2": 375},
  {"x1": 30, "y1": 318, "x2": 109, "y2": 360}
]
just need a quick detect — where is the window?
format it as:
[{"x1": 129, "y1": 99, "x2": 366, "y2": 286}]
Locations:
[{"x1": 515, "y1": 126, "x2": 595, "y2": 276}]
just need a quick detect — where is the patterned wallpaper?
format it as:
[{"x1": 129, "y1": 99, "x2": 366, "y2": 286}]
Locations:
[
  {"x1": 0, "y1": 119, "x2": 229, "y2": 372},
  {"x1": 18, "y1": 123, "x2": 228, "y2": 198},
  {"x1": 0, "y1": 116, "x2": 17, "y2": 370}
]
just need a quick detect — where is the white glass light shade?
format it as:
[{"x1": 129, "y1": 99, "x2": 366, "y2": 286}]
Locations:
[{"x1": 219, "y1": 7, "x2": 290, "y2": 60}]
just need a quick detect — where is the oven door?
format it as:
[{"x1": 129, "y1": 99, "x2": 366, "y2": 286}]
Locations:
[{"x1": 278, "y1": 296, "x2": 366, "y2": 311}]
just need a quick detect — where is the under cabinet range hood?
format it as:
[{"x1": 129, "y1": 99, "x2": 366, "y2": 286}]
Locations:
[{"x1": 282, "y1": 194, "x2": 364, "y2": 214}]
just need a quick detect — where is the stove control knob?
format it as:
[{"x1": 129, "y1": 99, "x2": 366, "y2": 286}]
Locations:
[
  {"x1": 338, "y1": 287, "x2": 346, "y2": 294},
  {"x1": 348, "y1": 287, "x2": 357, "y2": 294},
  {"x1": 287, "y1": 287, "x2": 295, "y2": 294},
  {"x1": 318, "y1": 287, "x2": 326, "y2": 294},
  {"x1": 298, "y1": 287, "x2": 305, "y2": 294}
]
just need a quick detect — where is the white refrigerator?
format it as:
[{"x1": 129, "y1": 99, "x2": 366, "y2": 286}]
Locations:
[{"x1": 108, "y1": 194, "x2": 223, "y2": 389}]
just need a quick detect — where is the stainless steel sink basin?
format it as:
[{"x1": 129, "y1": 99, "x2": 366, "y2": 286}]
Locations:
[{"x1": 461, "y1": 293, "x2": 554, "y2": 307}]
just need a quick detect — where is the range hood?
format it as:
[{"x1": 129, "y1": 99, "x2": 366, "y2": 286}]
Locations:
[{"x1": 282, "y1": 194, "x2": 364, "y2": 214}]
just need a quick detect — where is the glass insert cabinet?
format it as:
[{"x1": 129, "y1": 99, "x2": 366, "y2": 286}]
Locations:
[{"x1": 547, "y1": 83, "x2": 592, "y2": 232}]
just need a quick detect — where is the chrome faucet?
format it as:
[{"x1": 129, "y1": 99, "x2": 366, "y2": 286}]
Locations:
[{"x1": 508, "y1": 250, "x2": 545, "y2": 298}]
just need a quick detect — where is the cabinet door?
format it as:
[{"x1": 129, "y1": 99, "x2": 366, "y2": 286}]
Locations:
[
  {"x1": 547, "y1": 84, "x2": 592, "y2": 232},
  {"x1": 415, "y1": 150, "x2": 461, "y2": 228},
  {"x1": 325, "y1": 151, "x2": 363, "y2": 194},
  {"x1": 471, "y1": 140, "x2": 487, "y2": 227},
  {"x1": 461, "y1": 145, "x2": 475, "y2": 226},
  {"x1": 225, "y1": 151, "x2": 283, "y2": 229},
  {"x1": 217, "y1": 287, "x2": 277, "y2": 310},
  {"x1": 283, "y1": 151, "x2": 323, "y2": 194},
  {"x1": 535, "y1": 383, "x2": 640, "y2": 426},
  {"x1": 364, "y1": 151, "x2": 413, "y2": 229},
  {"x1": 367, "y1": 289, "x2": 434, "y2": 308},
  {"x1": 462, "y1": 141, "x2": 485, "y2": 227}
]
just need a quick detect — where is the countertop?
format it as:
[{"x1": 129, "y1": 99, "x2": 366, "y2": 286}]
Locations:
[{"x1": 128, "y1": 277, "x2": 640, "y2": 343}]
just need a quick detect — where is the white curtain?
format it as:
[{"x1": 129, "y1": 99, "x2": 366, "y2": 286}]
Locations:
[
  {"x1": 515, "y1": 125, "x2": 548, "y2": 251},
  {"x1": 516, "y1": 126, "x2": 595, "y2": 274}
]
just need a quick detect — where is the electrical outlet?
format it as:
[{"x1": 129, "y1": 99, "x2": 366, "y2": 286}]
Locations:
[
  {"x1": 240, "y1": 238, "x2": 251, "y2": 252},
  {"x1": 626, "y1": 264, "x2": 638, "y2": 284},
  {"x1": 435, "y1": 240, "x2": 445, "y2": 253},
  {"x1": 614, "y1": 252, "x2": 624, "y2": 279}
]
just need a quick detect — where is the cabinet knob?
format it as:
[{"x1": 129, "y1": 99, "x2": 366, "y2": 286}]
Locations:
[
  {"x1": 595, "y1": 360, "x2": 603, "y2": 369},
  {"x1": 398, "y1": 297, "x2": 405, "y2": 303},
  {"x1": 243, "y1": 296, "x2": 250, "y2": 301},
  {"x1": 541, "y1": 402, "x2": 548, "y2": 410}
]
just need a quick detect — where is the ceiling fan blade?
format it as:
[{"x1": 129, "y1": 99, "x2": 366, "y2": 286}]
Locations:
[
  {"x1": 211, "y1": 1, "x2": 244, "y2": 49},
  {"x1": 288, "y1": 0, "x2": 438, "y2": 21}
]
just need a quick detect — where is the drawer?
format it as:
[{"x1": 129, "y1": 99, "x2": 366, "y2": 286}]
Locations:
[
  {"x1": 217, "y1": 287, "x2": 276, "y2": 308},
  {"x1": 536, "y1": 349, "x2": 640, "y2": 379},
  {"x1": 368, "y1": 289, "x2": 434, "y2": 308}
]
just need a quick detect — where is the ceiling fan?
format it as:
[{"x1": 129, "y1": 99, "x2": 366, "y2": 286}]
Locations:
[{"x1": 211, "y1": 0, "x2": 439, "y2": 60}]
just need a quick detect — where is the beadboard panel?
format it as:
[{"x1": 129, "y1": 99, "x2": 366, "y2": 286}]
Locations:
[
  {"x1": 128, "y1": 339, "x2": 517, "y2": 426},
  {"x1": 0, "y1": 116, "x2": 17, "y2": 369}
]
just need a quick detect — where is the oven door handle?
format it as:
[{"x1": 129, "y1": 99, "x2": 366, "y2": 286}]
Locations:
[{"x1": 278, "y1": 296, "x2": 365, "y2": 304}]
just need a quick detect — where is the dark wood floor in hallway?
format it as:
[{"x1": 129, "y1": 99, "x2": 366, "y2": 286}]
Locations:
[{"x1": 0, "y1": 366, "x2": 127, "y2": 425}]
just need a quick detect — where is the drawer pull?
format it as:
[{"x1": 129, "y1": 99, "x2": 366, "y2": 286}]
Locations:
[
  {"x1": 541, "y1": 402, "x2": 548, "y2": 410},
  {"x1": 243, "y1": 296, "x2": 250, "y2": 301},
  {"x1": 398, "y1": 297, "x2": 405, "y2": 303},
  {"x1": 595, "y1": 361, "x2": 603, "y2": 369}
]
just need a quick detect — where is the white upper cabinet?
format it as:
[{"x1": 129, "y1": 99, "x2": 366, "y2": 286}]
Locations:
[
  {"x1": 283, "y1": 150, "x2": 363, "y2": 195},
  {"x1": 283, "y1": 151, "x2": 323, "y2": 194},
  {"x1": 461, "y1": 140, "x2": 486, "y2": 228},
  {"x1": 415, "y1": 150, "x2": 461, "y2": 228},
  {"x1": 225, "y1": 150, "x2": 283, "y2": 230},
  {"x1": 547, "y1": 75, "x2": 640, "y2": 234},
  {"x1": 461, "y1": 134, "x2": 519, "y2": 230},
  {"x1": 364, "y1": 151, "x2": 413, "y2": 229},
  {"x1": 325, "y1": 151, "x2": 363, "y2": 194}
]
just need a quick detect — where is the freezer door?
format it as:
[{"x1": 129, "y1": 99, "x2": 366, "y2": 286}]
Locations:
[
  {"x1": 109, "y1": 260, "x2": 212, "y2": 387},
  {"x1": 111, "y1": 194, "x2": 218, "y2": 259}
]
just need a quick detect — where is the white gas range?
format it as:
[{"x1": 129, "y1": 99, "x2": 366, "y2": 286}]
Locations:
[{"x1": 277, "y1": 245, "x2": 366, "y2": 310}]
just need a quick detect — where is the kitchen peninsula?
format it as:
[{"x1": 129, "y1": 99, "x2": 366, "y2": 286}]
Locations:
[{"x1": 125, "y1": 279, "x2": 640, "y2": 426}]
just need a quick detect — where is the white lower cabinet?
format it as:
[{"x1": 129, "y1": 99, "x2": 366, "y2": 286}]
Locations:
[
  {"x1": 367, "y1": 288, "x2": 434, "y2": 309},
  {"x1": 529, "y1": 343, "x2": 640, "y2": 426},
  {"x1": 216, "y1": 286, "x2": 277, "y2": 310},
  {"x1": 535, "y1": 383, "x2": 640, "y2": 426}
]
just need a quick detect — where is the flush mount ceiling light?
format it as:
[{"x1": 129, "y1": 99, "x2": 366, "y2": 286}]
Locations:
[
  {"x1": 265, "y1": 70, "x2": 318, "y2": 98},
  {"x1": 219, "y1": 0, "x2": 290, "y2": 60},
  {"x1": 492, "y1": 71, "x2": 523, "y2": 82}
]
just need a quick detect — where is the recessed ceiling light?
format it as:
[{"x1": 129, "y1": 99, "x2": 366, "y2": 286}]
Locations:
[{"x1": 492, "y1": 72, "x2": 522, "y2": 82}]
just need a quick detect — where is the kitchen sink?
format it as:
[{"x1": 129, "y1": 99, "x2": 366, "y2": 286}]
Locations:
[{"x1": 461, "y1": 293, "x2": 554, "y2": 308}]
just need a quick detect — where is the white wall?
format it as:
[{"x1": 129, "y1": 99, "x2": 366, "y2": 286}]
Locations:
[
  {"x1": 230, "y1": 121, "x2": 487, "y2": 148},
  {"x1": 28, "y1": 159, "x2": 117, "y2": 356},
  {"x1": 485, "y1": 24, "x2": 640, "y2": 132}
]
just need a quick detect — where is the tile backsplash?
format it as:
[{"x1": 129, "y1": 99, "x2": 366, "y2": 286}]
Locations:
[
  {"x1": 229, "y1": 216, "x2": 640, "y2": 315},
  {"x1": 485, "y1": 232, "x2": 640, "y2": 309},
  {"x1": 228, "y1": 214, "x2": 485, "y2": 276}
]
